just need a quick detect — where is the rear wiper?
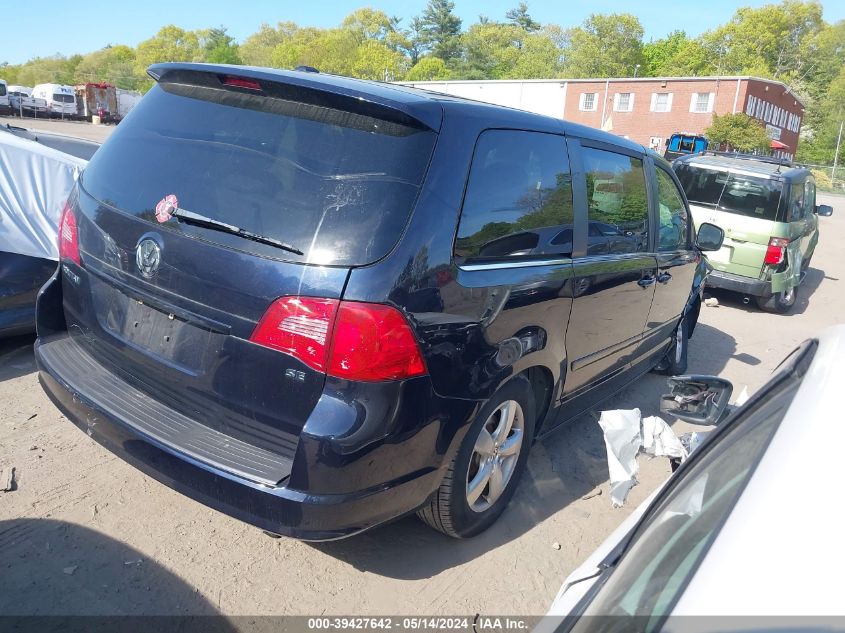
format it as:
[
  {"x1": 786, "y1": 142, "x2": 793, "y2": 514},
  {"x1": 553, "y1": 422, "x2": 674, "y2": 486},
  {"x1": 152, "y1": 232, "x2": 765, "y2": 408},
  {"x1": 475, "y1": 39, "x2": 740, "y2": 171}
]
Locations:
[{"x1": 170, "y1": 208, "x2": 304, "y2": 256}]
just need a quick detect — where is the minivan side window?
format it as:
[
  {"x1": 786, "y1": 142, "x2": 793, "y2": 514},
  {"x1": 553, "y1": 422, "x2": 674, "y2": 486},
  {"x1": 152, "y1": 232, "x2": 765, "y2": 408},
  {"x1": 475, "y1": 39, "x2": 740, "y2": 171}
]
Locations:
[
  {"x1": 583, "y1": 147, "x2": 649, "y2": 255},
  {"x1": 455, "y1": 130, "x2": 574, "y2": 260},
  {"x1": 655, "y1": 167, "x2": 690, "y2": 251}
]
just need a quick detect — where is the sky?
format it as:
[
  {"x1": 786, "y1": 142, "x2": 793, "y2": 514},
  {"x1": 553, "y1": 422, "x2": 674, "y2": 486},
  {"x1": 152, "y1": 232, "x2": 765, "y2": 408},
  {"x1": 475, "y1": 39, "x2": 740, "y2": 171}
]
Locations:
[{"x1": 3, "y1": 0, "x2": 845, "y2": 65}]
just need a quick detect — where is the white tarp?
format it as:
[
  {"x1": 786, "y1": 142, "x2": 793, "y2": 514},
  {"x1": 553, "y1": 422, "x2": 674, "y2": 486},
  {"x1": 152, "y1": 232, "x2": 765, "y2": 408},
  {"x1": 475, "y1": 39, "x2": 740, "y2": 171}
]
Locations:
[
  {"x1": 0, "y1": 131, "x2": 87, "y2": 261},
  {"x1": 598, "y1": 409, "x2": 688, "y2": 507}
]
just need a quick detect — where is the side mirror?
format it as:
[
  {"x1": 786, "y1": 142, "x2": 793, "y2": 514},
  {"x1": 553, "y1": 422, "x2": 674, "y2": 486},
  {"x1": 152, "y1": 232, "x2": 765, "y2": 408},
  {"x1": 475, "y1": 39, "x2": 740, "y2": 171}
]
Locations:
[
  {"x1": 696, "y1": 222, "x2": 724, "y2": 252},
  {"x1": 660, "y1": 375, "x2": 733, "y2": 425},
  {"x1": 816, "y1": 204, "x2": 833, "y2": 217}
]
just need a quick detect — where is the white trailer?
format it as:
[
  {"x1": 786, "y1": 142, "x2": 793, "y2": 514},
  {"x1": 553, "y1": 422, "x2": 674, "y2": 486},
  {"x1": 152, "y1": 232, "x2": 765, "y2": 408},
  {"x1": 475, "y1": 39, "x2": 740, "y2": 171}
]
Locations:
[
  {"x1": 31, "y1": 83, "x2": 78, "y2": 119},
  {"x1": 398, "y1": 79, "x2": 568, "y2": 119},
  {"x1": 116, "y1": 88, "x2": 142, "y2": 121}
]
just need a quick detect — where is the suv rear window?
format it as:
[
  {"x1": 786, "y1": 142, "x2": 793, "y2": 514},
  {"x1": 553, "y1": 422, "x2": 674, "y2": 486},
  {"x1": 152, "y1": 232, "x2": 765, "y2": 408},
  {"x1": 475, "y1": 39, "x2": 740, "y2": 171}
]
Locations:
[
  {"x1": 81, "y1": 81, "x2": 436, "y2": 266},
  {"x1": 675, "y1": 163, "x2": 783, "y2": 221}
]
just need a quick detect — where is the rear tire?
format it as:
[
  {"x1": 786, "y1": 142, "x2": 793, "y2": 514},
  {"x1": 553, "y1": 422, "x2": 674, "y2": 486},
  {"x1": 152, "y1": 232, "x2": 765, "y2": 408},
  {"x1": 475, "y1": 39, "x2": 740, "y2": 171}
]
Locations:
[
  {"x1": 417, "y1": 376, "x2": 535, "y2": 538},
  {"x1": 755, "y1": 286, "x2": 797, "y2": 313},
  {"x1": 654, "y1": 315, "x2": 688, "y2": 376}
]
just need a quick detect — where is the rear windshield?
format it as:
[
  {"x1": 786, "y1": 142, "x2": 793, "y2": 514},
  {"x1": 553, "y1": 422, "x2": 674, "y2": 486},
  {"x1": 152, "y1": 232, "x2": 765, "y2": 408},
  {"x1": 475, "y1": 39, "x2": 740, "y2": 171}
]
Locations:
[
  {"x1": 81, "y1": 81, "x2": 436, "y2": 266},
  {"x1": 674, "y1": 163, "x2": 782, "y2": 221},
  {"x1": 53, "y1": 93, "x2": 75, "y2": 103}
]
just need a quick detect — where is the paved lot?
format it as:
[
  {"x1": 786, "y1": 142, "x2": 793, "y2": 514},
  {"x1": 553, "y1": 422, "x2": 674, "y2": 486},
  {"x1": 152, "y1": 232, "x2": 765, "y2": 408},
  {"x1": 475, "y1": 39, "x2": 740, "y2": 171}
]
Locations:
[
  {"x1": 1, "y1": 115, "x2": 115, "y2": 144},
  {"x1": 0, "y1": 125, "x2": 842, "y2": 616}
]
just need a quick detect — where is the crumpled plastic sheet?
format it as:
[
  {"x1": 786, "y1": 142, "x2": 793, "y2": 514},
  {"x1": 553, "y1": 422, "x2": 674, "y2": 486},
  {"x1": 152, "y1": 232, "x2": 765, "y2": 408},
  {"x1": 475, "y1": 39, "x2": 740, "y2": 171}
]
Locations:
[
  {"x1": 598, "y1": 409, "x2": 688, "y2": 507},
  {"x1": 0, "y1": 131, "x2": 86, "y2": 261}
]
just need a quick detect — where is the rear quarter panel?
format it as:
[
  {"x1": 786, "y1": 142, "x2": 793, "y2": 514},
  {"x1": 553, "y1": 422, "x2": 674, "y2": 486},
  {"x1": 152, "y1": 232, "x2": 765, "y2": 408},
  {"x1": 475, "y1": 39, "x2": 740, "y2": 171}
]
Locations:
[{"x1": 343, "y1": 111, "x2": 569, "y2": 434}]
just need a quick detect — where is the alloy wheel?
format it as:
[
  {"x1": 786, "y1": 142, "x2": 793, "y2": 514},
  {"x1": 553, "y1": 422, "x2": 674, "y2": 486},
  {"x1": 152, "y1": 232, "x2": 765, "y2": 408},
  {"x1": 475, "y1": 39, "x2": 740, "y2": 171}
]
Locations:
[{"x1": 466, "y1": 399, "x2": 525, "y2": 513}]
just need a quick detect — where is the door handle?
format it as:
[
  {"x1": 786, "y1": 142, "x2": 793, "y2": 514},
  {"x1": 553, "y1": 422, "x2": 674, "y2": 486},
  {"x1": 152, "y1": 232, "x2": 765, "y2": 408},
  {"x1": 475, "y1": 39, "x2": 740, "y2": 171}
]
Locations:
[
  {"x1": 638, "y1": 276, "x2": 656, "y2": 288},
  {"x1": 657, "y1": 272, "x2": 672, "y2": 284}
]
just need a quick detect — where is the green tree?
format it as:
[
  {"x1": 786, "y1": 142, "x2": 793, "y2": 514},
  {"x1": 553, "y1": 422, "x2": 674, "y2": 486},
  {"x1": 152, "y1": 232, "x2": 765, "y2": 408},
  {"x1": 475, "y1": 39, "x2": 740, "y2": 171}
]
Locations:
[
  {"x1": 135, "y1": 25, "x2": 201, "y2": 82},
  {"x1": 454, "y1": 22, "x2": 562, "y2": 80},
  {"x1": 14, "y1": 55, "x2": 82, "y2": 86},
  {"x1": 240, "y1": 22, "x2": 298, "y2": 67},
  {"x1": 417, "y1": 0, "x2": 463, "y2": 61},
  {"x1": 406, "y1": 56, "x2": 450, "y2": 80},
  {"x1": 562, "y1": 13, "x2": 645, "y2": 78},
  {"x1": 705, "y1": 113, "x2": 772, "y2": 152},
  {"x1": 73, "y1": 45, "x2": 141, "y2": 89},
  {"x1": 506, "y1": 3, "x2": 541, "y2": 32},
  {"x1": 643, "y1": 31, "x2": 690, "y2": 76},
  {"x1": 199, "y1": 27, "x2": 242, "y2": 64},
  {"x1": 271, "y1": 28, "x2": 358, "y2": 75},
  {"x1": 352, "y1": 39, "x2": 408, "y2": 80},
  {"x1": 342, "y1": 8, "x2": 400, "y2": 44}
]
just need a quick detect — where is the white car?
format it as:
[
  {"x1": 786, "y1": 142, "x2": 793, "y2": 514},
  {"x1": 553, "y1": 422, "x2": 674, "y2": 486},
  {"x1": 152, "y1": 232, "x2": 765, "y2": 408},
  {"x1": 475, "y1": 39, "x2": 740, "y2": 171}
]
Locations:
[{"x1": 543, "y1": 324, "x2": 845, "y2": 629}]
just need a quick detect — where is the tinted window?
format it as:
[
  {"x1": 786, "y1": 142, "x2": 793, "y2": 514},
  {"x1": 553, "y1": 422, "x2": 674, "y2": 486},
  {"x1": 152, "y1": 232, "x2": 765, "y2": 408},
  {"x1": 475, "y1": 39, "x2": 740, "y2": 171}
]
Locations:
[
  {"x1": 655, "y1": 167, "x2": 689, "y2": 251},
  {"x1": 583, "y1": 147, "x2": 648, "y2": 255},
  {"x1": 0, "y1": 84, "x2": 6, "y2": 97},
  {"x1": 81, "y1": 82, "x2": 436, "y2": 266},
  {"x1": 674, "y1": 163, "x2": 783, "y2": 221},
  {"x1": 455, "y1": 130, "x2": 573, "y2": 260},
  {"x1": 804, "y1": 179, "x2": 816, "y2": 216},
  {"x1": 788, "y1": 180, "x2": 805, "y2": 221},
  {"x1": 53, "y1": 94, "x2": 74, "y2": 103}
]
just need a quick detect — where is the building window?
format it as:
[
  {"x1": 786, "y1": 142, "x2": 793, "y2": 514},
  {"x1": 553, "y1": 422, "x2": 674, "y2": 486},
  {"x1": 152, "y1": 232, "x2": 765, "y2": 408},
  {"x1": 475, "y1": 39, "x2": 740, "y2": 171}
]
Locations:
[
  {"x1": 614, "y1": 93, "x2": 634, "y2": 112},
  {"x1": 579, "y1": 93, "x2": 597, "y2": 111},
  {"x1": 690, "y1": 92, "x2": 714, "y2": 113},
  {"x1": 651, "y1": 92, "x2": 672, "y2": 112}
]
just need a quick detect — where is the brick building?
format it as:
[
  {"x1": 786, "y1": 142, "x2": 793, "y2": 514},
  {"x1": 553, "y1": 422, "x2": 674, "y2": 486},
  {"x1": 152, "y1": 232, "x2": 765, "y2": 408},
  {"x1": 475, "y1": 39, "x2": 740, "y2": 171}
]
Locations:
[{"x1": 401, "y1": 76, "x2": 805, "y2": 160}]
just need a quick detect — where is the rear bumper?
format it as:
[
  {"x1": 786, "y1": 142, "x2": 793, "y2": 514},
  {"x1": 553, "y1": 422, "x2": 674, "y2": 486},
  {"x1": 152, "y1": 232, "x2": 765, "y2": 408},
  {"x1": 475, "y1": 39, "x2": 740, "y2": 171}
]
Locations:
[
  {"x1": 705, "y1": 270, "x2": 770, "y2": 297},
  {"x1": 36, "y1": 335, "x2": 464, "y2": 540}
]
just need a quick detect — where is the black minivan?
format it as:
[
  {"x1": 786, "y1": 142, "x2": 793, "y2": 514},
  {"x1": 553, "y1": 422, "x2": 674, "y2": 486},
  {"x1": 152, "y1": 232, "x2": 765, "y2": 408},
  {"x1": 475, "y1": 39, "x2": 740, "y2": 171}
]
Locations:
[{"x1": 35, "y1": 63, "x2": 723, "y2": 540}]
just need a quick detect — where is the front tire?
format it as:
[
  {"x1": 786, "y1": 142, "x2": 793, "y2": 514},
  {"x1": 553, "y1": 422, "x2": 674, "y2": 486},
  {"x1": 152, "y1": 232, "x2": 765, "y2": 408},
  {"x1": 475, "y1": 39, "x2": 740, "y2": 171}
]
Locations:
[{"x1": 417, "y1": 377, "x2": 535, "y2": 538}]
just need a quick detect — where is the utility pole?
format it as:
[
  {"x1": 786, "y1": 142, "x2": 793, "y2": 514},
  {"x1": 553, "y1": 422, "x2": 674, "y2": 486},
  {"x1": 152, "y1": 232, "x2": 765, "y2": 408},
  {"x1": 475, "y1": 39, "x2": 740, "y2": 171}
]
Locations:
[{"x1": 833, "y1": 120, "x2": 843, "y2": 185}]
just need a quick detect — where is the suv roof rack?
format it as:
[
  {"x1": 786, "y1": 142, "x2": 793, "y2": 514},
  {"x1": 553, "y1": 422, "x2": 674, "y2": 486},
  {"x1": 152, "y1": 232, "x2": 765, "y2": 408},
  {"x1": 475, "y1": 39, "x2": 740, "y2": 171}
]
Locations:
[{"x1": 699, "y1": 150, "x2": 793, "y2": 167}]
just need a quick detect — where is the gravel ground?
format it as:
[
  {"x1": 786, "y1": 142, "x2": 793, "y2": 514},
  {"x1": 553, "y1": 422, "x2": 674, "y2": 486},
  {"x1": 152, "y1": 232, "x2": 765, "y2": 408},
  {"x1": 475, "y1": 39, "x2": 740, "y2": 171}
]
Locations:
[{"x1": 0, "y1": 123, "x2": 842, "y2": 617}]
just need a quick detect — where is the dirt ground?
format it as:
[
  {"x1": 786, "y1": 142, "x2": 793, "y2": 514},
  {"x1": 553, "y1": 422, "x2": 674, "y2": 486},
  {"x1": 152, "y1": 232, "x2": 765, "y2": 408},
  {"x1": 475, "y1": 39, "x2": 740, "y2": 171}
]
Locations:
[{"x1": 1, "y1": 122, "x2": 842, "y2": 616}]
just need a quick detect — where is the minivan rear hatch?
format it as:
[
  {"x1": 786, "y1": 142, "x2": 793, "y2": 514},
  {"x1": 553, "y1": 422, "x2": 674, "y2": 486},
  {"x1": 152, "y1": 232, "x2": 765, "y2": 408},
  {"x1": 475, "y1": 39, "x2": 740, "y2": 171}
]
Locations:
[
  {"x1": 676, "y1": 162, "x2": 784, "y2": 277},
  {"x1": 58, "y1": 65, "x2": 439, "y2": 483}
]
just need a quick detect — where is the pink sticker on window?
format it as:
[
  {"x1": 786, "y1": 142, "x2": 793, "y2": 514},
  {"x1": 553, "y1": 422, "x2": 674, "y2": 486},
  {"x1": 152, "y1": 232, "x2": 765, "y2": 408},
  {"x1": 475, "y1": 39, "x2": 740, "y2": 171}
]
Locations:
[{"x1": 155, "y1": 194, "x2": 178, "y2": 223}]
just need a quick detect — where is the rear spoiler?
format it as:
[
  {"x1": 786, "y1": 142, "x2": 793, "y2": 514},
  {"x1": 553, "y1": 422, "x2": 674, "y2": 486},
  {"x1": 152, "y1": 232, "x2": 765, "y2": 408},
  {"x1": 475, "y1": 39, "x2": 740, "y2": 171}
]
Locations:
[{"x1": 147, "y1": 63, "x2": 442, "y2": 133}]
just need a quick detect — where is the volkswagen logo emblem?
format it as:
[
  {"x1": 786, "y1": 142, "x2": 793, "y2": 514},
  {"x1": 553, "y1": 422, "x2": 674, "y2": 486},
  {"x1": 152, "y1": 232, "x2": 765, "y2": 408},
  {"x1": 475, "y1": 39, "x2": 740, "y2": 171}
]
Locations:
[{"x1": 136, "y1": 238, "x2": 161, "y2": 278}]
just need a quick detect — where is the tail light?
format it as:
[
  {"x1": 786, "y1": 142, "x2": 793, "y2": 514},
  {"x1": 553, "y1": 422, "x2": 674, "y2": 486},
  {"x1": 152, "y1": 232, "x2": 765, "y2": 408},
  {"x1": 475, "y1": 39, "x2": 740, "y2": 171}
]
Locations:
[
  {"x1": 250, "y1": 297, "x2": 426, "y2": 382},
  {"x1": 764, "y1": 237, "x2": 789, "y2": 266},
  {"x1": 58, "y1": 202, "x2": 81, "y2": 265}
]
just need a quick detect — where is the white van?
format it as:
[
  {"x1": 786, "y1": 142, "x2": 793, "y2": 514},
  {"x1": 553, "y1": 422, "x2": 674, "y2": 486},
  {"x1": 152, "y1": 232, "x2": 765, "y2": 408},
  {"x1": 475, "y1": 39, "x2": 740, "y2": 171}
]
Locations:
[
  {"x1": 31, "y1": 83, "x2": 77, "y2": 118},
  {"x1": 0, "y1": 79, "x2": 11, "y2": 115}
]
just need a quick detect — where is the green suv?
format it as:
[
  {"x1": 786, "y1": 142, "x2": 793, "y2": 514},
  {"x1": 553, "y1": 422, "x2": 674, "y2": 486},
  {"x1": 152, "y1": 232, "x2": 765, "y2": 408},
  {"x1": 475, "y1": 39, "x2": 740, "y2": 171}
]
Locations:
[{"x1": 673, "y1": 153, "x2": 833, "y2": 312}]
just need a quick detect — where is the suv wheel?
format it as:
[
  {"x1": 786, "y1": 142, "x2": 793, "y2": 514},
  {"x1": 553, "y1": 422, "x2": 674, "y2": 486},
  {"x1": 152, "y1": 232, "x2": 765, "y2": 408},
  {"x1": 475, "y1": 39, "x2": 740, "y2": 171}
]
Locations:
[
  {"x1": 756, "y1": 286, "x2": 797, "y2": 314},
  {"x1": 417, "y1": 377, "x2": 535, "y2": 538},
  {"x1": 654, "y1": 315, "x2": 689, "y2": 376}
]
